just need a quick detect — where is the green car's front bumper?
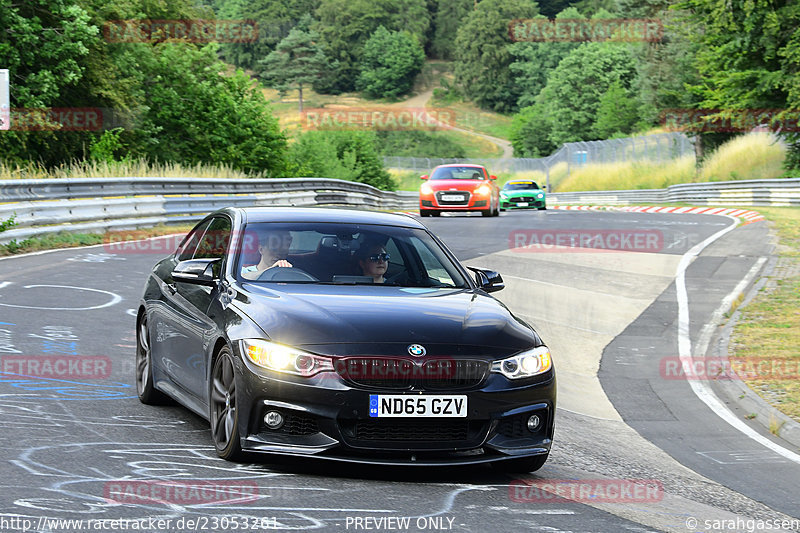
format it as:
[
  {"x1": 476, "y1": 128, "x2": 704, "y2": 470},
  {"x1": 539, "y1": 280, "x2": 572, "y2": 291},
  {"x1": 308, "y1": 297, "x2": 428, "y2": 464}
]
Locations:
[{"x1": 500, "y1": 192, "x2": 547, "y2": 210}]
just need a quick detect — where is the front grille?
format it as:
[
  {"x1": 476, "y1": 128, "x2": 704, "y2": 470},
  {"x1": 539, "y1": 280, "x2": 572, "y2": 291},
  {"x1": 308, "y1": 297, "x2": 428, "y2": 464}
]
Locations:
[
  {"x1": 422, "y1": 359, "x2": 489, "y2": 390},
  {"x1": 436, "y1": 191, "x2": 470, "y2": 206},
  {"x1": 353, "y1": 419, "x2": 469, "y2": 441},
  {"x1": 339, "y1": 358, "x2": 489, "y2": 391},
  {"x1": 267, "y1": 412, "x2": 319, "y2": 435},
  {"x1": 338, "y1": 358, "x2": 415, "y2": 389},
  {"x1": 511, "y1": 196, "x2": 539, "y2": 203}
]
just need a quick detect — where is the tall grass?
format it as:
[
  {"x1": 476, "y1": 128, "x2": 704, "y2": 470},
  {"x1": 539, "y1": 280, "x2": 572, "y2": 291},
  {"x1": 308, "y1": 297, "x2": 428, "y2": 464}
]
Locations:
[
  {"x1": 699, "y1": 132, "x2": 786, "y2": 181},
  {"x1": 556, "y1": 155, "x2": 695, "y2": 192},
  {"x1": 0, "y1": 159, "x2": 261, "y2": 180},
  {"x1": 555, "y1": 132, "x2": 788, "y2": 192}
]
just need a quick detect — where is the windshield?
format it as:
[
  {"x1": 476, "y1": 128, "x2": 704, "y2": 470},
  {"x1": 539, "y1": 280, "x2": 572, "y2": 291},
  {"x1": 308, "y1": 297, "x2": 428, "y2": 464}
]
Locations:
[
  {"x1": 504, "y1": 182, "x2": 540, "y2": 190},
  {"x1": 431, "y1": 167, "x2": 486, "y2": 180},
  {"x1": 235, "y1": 222, "x2": 469, "y2": 288}
]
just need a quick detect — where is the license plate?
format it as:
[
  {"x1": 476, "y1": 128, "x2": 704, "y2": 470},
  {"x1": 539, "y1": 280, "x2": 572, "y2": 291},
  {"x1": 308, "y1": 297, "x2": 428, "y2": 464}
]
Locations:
[
  {"x1": 440, "y1": 194, "x2": 466, "y2": 201},
  {"x1": 369, "y1": 395, "x2": 468, "y2": 417},
  {"x1": 516, "y1": 202, "x2": 529, "y2": 206}
]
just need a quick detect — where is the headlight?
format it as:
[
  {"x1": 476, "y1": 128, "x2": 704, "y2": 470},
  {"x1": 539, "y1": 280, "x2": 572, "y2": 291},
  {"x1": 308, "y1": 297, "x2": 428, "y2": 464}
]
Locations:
[
  {"x1": 241, "y1": 339, "x2": 333, "y2": 377},
  {"x1": 420, "y1": 183, "x2": 433, "y2": 195},
  {"x1": 492, "y1": 346, "x2": 552, "y2": 379},
  {"x1": 500, "y1": 191, "x2": 509, "y2": 198},
  {"x1": 475, "y1": 185, "x2": 491, "y2": 196}
]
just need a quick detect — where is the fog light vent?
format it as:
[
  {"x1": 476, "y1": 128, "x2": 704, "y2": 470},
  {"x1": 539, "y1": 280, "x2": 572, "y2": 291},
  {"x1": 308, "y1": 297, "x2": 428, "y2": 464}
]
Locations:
[{"x1": 527, "y1": 415, "x2": 540, "y2": 432}]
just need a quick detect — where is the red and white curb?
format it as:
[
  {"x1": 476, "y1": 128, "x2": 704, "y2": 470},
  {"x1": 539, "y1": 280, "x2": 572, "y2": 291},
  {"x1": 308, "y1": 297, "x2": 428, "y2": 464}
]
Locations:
[
  {"x1": 551, "y1": 205, "x2": 765, "y2": 225},
  {"x1": 403, "y1": 205, "x2": 765, "y2": 225}
]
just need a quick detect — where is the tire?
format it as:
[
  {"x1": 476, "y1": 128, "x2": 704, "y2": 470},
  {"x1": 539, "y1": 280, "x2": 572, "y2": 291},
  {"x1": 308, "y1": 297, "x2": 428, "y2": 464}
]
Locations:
[
  {"x1": 135, "y1": 314, "x2": 168, "y2": 405},
  {"x1": 210, "y1": 346, "x2": 245, "y2": 461},
  {"x1": 493, "y1": 201, "x2": 500, "y2": 216},
  {"x1": 491, "y1": 454, "x2": 548, "y2": 473},
  {"x1": 420, "y1": 210, "x2": 430, "y2": 217},
  {"x1": 431, "y1": 211, "x2": 441, "y2": 217},
  {"x1": 538, "y1": 206, "x2": 547, "y2": 211},
  {"x1": 481, "y1": 209, "x2": 492, "y2": 217}
]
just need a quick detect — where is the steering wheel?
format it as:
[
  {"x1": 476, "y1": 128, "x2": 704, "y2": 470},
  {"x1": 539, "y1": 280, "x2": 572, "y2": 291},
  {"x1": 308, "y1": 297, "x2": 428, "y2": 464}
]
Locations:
[{"x1": 257, "y1": 267, "x2": 318, "y2": 282}]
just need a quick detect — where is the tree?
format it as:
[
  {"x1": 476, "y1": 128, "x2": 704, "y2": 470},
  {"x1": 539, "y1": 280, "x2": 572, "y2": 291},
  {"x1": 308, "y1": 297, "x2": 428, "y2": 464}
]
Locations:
[
  {"x1": 130, "y1": 43, "x2": 288, "y2": 175},
  {"x1": 258, "y1": 20, "x2": 330, "y2": 112},
  {"x1": 508, "y1": 7, "x2": 585, "y2": 108},
  {"x1": 453, "y1": 0, "x2": 539, "y2": 113},
  {"x1": 592, "y1": 81, "x2": 639, "y2": 138},
  {"x1": 289, "y1": 130, "x2": 394, "y2": 189},
  {"x1": 0, "y1": 0, "x2": 99, "y2": 164},
  {"x1": 537, "y1": 42, "x2": 638, "y2": 145},
  {"x1": 356, "y1": 26, "x2": 425, "y2": 99},
  {"x1": 430, "y1": 0, "x2": 472, "y2": 60},
  {"x1": 510, "y1": 101, "x2": 557, "y2": 157},
  {"x1": 676, "y1": 0, "x2": 800, "y2": 169},
  {"x1": 217, "y1": 0, "x2": 321, "y2": 71},
  {"x1": 314, "y1": 0, "x2": 430, "y2": 93}
]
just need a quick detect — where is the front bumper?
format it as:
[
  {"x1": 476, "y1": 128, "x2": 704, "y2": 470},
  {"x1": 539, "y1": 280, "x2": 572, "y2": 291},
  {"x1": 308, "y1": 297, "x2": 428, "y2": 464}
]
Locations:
[
  {"x1": 501, "y1": 196, "x2": 546, "y2": 209},
  {"x1": 232, "y1": 347, "x2": 556, "y2": 465}
]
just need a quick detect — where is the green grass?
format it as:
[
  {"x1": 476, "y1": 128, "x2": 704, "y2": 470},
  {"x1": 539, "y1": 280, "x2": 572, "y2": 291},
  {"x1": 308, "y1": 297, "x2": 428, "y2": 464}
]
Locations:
[
  {"x1": 554, "y1": 132, "x2": 789, "y2": 192},
  {"x1": 700, "y1": 132, "x2": 787, "y2": 181},
  {"x1": 429, "y1": 99, "x2": 514, "y2": 140},
  {"x1": 728, "y1": 208, "x2": 800, "y2": 423},
  {"x1": 555, "y1": 155, "x2": 695, "y2": 192},
  {"x1": 0, "y1": 159, "x2": 260, "y2": 180},
  {"x1": 0, "y1": 224, "x2": 195, "y2": 256}
]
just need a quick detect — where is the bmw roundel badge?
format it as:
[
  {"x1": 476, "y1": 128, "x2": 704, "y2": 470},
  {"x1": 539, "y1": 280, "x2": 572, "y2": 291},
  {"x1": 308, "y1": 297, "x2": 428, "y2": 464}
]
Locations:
[{"x1": 407, "y1": 344, "x2": 426, "y2": 357}]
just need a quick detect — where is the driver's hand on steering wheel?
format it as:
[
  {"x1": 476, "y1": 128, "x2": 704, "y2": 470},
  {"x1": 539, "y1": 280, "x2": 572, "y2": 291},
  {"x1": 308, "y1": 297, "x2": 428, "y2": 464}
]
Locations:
[{"x1": 270, "y1": 259, "x2": 292, "y2": 268}]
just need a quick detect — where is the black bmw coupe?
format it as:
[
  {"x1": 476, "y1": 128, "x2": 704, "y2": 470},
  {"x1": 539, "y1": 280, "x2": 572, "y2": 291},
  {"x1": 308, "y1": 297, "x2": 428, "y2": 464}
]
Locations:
[{"x1": 136, "y1": 207, "x2": 555, "y2": 471}]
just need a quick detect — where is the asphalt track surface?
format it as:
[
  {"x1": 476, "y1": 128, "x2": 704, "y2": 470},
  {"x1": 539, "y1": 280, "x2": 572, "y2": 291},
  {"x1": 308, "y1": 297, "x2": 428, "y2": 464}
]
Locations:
[{"x1": 0, "y1": 209, "x2": 798, "y2": 533}]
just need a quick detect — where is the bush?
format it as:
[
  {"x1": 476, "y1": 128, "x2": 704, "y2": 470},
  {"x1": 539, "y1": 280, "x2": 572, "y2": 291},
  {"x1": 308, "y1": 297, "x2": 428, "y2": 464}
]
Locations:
[
  {"x1": 289, "y1": 130, "x2": 395, "y2": 190},
  {"x1": 357, "y1": 26, "x2": 425, "y2": 99},
  {"x1": 375, "y1": 131, "x2": 466, "y2": 158}
]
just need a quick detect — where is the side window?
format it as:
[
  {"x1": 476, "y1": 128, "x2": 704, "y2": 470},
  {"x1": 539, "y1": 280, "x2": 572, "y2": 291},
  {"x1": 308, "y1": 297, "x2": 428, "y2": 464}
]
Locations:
[
  {"x1": 176, "y1": 220, "x2": 211, "y2": 261},
  {"x1": 194, "y1": 217, "x2": 232, "y2": 260}
]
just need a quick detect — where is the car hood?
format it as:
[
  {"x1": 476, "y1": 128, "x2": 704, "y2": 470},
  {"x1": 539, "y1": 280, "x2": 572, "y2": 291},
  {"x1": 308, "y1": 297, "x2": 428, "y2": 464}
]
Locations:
[
  {"x1": 428, "y1": 179, "x2": 485, "y2": 190},
  {"x1": 236, "y1": 283, "x2": 540, "y2": 357},
  {"x1": 503, "y1": 189, "x2": 543, "y2": 196}
]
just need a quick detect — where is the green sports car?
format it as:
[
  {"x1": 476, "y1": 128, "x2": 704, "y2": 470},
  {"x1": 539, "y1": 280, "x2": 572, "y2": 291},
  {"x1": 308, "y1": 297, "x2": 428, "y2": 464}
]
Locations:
[{"x1": 500, "y1": 181, "x2": 547, "y2": 211}]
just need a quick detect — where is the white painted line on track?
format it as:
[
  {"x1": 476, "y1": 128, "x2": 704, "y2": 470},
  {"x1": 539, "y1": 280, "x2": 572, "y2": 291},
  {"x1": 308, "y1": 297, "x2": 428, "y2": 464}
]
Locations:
[{"x1": 675, "y1": 216, "x2": 800, "y2": 465}]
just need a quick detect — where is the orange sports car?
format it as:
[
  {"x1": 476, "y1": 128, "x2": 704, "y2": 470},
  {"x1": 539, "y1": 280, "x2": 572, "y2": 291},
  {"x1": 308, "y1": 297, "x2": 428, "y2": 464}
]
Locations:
[{"x1": 419, "y1": 164, "x2": 501, "y2": 217}]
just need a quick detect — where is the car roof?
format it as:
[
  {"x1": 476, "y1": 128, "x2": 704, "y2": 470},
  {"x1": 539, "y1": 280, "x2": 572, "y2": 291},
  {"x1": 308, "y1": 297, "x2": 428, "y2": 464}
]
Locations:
[
  {"x1": 434, "y1": 164, "x2": 486, "y2": 169},
  {"x1": 224, "y1": 207, "x2": 425, "y2": 229}
]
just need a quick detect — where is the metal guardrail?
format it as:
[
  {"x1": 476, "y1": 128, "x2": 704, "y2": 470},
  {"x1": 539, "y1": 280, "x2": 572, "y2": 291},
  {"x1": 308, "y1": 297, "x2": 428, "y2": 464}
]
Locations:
[
  {"x1": 0, "y1": 177, "x2": 418, "y2": 244},
  {"x1": 548, "y1": 178, "x2": 800, "y2": 207},
  {"x1": 2, "y1": 176, "x2": 797, "y2": 245}
]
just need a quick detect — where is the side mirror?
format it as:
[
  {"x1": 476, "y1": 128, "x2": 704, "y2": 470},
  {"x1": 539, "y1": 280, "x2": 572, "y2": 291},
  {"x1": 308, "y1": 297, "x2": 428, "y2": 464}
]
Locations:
[
  {"x1": 467, "y1": 266, "x2": 504, "y2": 293},
  {"x1": 420, "y1": 175, "x2": 429, "y2": 180},
  {"x1": 489, "y1": 175, "x2": 498, "y2": 180},
  {"x1": 172, "y1": 258, "x2": 220, "y2": 286}
]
